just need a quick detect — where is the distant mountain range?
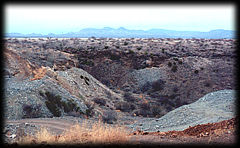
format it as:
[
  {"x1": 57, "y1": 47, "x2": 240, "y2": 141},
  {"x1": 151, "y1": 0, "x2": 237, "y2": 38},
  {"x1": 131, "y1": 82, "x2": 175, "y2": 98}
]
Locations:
[{"x1": 5, "y1": 27, "x2": 235, "y2": 39}]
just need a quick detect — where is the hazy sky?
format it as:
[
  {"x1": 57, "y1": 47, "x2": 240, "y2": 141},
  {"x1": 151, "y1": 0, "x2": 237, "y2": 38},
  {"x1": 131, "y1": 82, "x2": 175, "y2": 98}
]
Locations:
[{"x1": 5, "y1": 4, "x2": 235, "y2": 34}]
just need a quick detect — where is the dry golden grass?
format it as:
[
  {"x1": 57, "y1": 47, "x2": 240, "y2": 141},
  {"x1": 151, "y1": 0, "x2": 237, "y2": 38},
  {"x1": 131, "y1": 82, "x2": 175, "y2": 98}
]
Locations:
[{"x1": 18, "y1": 120, "x2": 130, "y2": 145}]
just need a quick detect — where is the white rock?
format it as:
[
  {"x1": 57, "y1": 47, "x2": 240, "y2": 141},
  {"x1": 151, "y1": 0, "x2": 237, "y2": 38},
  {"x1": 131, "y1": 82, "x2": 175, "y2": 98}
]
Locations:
[{"x1": 9, "y1": 134, "x2": 16, "y2": 139}]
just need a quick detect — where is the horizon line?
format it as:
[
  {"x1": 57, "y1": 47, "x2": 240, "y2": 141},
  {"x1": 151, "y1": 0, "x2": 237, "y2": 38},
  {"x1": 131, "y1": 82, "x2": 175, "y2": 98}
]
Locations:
[{"x1": 5, "y1": 27, "x2": 234, "y2": 35}]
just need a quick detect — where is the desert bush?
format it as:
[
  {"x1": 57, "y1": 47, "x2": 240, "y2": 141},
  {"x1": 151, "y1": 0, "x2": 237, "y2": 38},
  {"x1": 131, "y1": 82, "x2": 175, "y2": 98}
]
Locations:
[
  {"x1": 115, "y1": 102, "x2": 135, "y2": 112},
  {"x1": 22, "y1": 104, "x2": 42, "y2": 118},
  {"x1": 43, "y1": 91, "x2": 82, "y2": 117},
  {"x1": 167, "y1": 61, "x2": 172, "y2": 67},
  {"x1": 151, "y1": 79, "x2": 165, "y2": 91},
  {"x1": 172, "y1": 86, "x2": 179, "y2": 93},
  {"x1": 137, "y1": 47, "x2": 142, "y2": 51},
  {"x1": 123, "y1": 92, "x2": 135, "y2": 102},
  {"x1": 45, "y1": 100, "x2": 61, "y2": 117},
  {"x1": 133, "y1": 109, "x2": 151, "y2": 117},
  {"x1": 140, "y1": 82, "x2": 152, "y2": 92},
  {"x1": 85, "y1": 101, "x2": 95, "y2": 117},
  {"x1": 109, "y1": 53, "x2": 120, "y2": 61},
  {"x1": 162, "y1": 48, "x2": 165, "y2": 53},
  {"x1": 173, "y1": 57, "x2": 179, "y2": 61},
  {"x1": 93, "y1": 98, "x2": 106, "y2": 106},
  {"x1": 81, "y1": 59, "x2": 94, "y2": 66},
  {"x1": 171, "y1": 65, "x2": 178, "y2": 72},
  {"x1": 205, "y1": 82, "x2": 211, "y2": 87},
  {"x1": 194, "y1": 69, "x2": 199, "y2": 74},
  {"x1": 140, "y1": 102, "x2": 150, "y2": 110},
  {"x1": 150, "y1": 104, "x2": 167, "y2": 118},
  {"x1": 102, "y1": 110, "x2": 117, "y2": 124}
]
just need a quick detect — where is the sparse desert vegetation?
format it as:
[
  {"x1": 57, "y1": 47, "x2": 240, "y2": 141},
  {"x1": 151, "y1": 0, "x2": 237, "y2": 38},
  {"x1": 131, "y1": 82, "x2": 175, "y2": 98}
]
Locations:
[
  {"x1": 18, "y1": 120, "x2": 130, "y2": 145},
  {"x1": 3, "y1": 37, "x2": 236, "y2": 145}
]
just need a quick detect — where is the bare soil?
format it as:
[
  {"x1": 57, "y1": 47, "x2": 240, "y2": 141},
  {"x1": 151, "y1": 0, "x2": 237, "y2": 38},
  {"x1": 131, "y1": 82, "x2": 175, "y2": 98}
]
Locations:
[{"x1": 4, "y1": 117, "x2": 237, "y2": 145}]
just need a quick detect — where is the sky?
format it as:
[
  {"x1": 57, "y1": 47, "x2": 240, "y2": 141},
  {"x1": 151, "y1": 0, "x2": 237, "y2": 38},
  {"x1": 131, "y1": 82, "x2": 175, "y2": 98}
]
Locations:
[{"x1": 5, "y1": 4, "x2": 235, "y2": 34}]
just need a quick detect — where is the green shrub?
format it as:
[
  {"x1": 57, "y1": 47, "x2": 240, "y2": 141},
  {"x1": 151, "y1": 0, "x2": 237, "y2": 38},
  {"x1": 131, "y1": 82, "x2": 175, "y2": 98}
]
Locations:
[
  {"x1": 43, "y1": 91, "x2": 82, "y2": 117},
  {"x1": 167, "y1": 62, "x2": 172, "y2": 67},
  {"x1": 22, "y1": 104, "x2": 42, "y2": 118},
  {"x1": 45, "y1": 100, "x2": 61, "y2": 117}
]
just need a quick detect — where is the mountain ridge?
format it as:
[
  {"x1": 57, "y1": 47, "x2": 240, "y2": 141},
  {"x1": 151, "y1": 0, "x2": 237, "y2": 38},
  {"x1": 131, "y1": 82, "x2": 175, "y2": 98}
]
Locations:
[{"x1": 5, "y1": 27, "x2": 235, "y2": 39}]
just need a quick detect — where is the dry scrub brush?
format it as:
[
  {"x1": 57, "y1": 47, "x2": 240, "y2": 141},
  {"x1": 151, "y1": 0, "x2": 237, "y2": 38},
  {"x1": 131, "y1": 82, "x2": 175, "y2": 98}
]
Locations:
[{"x1": 18, "y1": 120, "x2": 130, "y2": 145}]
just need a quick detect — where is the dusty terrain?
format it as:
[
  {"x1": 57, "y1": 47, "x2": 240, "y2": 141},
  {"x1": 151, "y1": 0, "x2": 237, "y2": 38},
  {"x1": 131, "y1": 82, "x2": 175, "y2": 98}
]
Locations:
[
  {"x1": 3, "y1": 37, "x2": 237, "y2": 145},
  {"x1": 4, "y1": 117, "x2": 237, "y2": 145}
]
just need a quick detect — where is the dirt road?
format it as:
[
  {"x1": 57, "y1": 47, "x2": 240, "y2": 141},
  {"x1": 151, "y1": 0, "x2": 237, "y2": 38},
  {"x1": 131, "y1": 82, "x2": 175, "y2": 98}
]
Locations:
[{"x1": 4, "y1": 117, "x2": 237, "y2": 145}]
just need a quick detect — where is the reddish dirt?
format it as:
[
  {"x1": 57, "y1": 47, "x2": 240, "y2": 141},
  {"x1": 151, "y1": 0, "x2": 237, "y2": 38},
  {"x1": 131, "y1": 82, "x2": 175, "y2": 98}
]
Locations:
[
  {"x1": 129, "y1": 118, "x2": 237, "y2": 145},
  {"x1": 4, "y1": 48, "x2": 34, "y2": 80}
]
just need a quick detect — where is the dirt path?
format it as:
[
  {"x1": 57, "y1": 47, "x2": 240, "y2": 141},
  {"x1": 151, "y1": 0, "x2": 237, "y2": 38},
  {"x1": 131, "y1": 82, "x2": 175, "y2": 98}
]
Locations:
[
  {"x1": 5, "y1": 118, "x2": 78, "y2": 134},
  {"x1": 4, "y1": 117, "x2": 236, "y2": 145}
]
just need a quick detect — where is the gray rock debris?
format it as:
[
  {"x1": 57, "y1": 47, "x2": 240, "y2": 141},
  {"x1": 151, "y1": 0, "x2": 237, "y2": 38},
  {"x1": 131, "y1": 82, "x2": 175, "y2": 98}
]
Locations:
[
  {"x1": 4, "y1": 67, "x2": 124, "y2": 120},
  {"x1": 128, "y1": 89, "x2": 236, "y2": 132}
]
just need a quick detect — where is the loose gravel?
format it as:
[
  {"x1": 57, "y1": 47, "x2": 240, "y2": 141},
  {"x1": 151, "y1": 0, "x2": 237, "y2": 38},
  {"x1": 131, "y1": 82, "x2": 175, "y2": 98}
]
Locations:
[{"x1": 128, "y1": 89, "x2": 236, "y2": 132}]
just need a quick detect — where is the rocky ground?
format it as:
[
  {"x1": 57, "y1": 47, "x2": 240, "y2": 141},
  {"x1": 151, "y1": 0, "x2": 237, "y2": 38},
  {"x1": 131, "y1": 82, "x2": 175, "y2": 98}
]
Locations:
[{"x1": 3, "y1": 38, "x2": 237, "y2": 145}]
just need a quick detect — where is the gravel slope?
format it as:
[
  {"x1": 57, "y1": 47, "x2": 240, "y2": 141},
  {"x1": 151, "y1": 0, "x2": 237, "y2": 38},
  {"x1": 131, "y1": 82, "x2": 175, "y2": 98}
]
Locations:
[{"x1": 128, "y1": 89, "x2": 236, "y2": 132}]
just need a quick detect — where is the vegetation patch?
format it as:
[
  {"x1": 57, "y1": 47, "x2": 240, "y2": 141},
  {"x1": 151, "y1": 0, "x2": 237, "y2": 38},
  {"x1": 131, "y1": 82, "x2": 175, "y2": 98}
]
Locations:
[
  {"x1": 93, "y1": 98, "x2": 106, "y2": 106},
  {"x1": 102, "y1": 110, "x2": 118, "y2": 124},
  {"x1": 22, "y1": 104, "x2": 42, "y2": 118},
  {"x1": 115, "y1": 101, "x2": 135, "y2": 112},
  {"x1": 41, "y1": 91, "x2": 83, "y2": 117},
  {"x1": 194, "y1": 69, "x2": 199, "y2": 74},
  {"x1": 17, "y1": 120, "x2": 129, "y2": 145},
  {"x1": 171, "y1": 65, "x2": 178, "y2": 72},
  {"x1": 123, "y1": 92, "x2": 136, "y2": 102},
  {"x1": 167, "y1": 61, "x2": 172, "y2": 67},
  {"x1": 151, "y1": 79, "x2": 166, "y2": 92}
]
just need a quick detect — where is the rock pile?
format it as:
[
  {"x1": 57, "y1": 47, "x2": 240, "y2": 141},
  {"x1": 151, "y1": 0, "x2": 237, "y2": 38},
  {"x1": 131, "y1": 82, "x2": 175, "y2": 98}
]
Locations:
[{"x1": 129, "y1": 89, "x2": 236, "y2": 132}]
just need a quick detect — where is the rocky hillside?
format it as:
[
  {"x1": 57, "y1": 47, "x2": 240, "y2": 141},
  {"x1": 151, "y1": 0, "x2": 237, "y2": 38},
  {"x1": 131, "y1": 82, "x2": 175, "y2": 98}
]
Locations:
[
  {"x1": 4, "y1": 47, "x2": 124, "y2": 121},
  {"x1": 4, "y1": 37, "x2": 236, "y2": 120}
]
